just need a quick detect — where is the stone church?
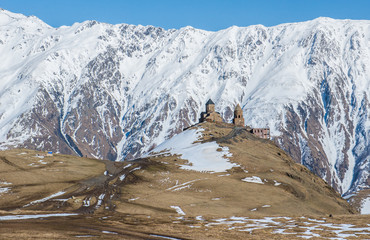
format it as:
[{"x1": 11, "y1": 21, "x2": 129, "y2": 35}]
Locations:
[
  {"x1": 199, "y1": 99, "x2": 270, "y2": 139},
  {"x1": 200, "y1": 99, "x2": 244, "y2": 126},
  {"x1": 199, "y1": 99, "x2": 223, "y2": 123}
]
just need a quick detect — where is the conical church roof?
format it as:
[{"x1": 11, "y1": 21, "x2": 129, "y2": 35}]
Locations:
[
  {"x1": 206, "y1": 99, "x2": 215, "y2": 105},
  {"x1": 234, "y1": 104, "x2": 242, "y2": 111}
]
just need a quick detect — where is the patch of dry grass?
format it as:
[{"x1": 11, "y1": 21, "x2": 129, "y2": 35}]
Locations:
[{"x1": 0, "y1": 123, "x2": 366, "y2": 239}]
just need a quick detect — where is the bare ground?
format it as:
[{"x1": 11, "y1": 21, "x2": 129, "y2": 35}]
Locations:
[{"x1": 0, "y1": 123, "x2": 368, "y2": 239}]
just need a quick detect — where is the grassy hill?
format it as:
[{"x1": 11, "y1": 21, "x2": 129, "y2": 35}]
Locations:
[
  {"x1": 112, "y1": 122, "x2": 355, "y2": 217},
  {"x1": 0, "y1": 122, "x2": 368, "y2": 239}
]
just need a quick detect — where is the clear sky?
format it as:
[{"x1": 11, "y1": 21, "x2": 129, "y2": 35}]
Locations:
[{"x1": 1, "y1": 0, "x2": 370, "y2": 31}]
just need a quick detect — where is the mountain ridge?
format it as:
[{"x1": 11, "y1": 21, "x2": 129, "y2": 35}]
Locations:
[{"x1": 0, "y1": 9, "x2": 368, "y2": 198}]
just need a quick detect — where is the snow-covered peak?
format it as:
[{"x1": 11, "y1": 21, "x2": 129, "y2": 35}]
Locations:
[
  {"x1": 0, "y1": 10, "x2": 368, "y2": 198},
  {"x1": 0, "y1": 8, "x2": 27, "y2": 25},
  {"x1": 0, "y1": 8, "x2": 50, "y2": 29}
]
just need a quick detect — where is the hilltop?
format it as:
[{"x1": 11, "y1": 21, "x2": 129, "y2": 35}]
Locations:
[
  {"x1": 121, "y1": 122, "x2": 354, "y2": 217},
  {"x1": 1, "y1": 122, "x2": 368, "y2": 239}
]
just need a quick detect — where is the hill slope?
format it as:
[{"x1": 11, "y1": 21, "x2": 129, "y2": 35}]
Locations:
[
  {"x1": 1, "y1": 123, "x2": 368, "y2": 239},
  {"x1": 0, "y1": 123, "x2": 356, "y2": 215},
  {"x1": 127, "y1": 122, "x2": 355, "y2": 217},
  {"x1": 0, "y1": 9, "x2": 368, "y2": 198}
]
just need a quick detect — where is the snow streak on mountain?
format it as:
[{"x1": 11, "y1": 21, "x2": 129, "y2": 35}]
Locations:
[{"x1": 0, "y1": 9, "x2": 369, "y2": 196}]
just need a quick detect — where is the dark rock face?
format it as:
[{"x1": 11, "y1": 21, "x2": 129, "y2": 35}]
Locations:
[
  {"x1": 0, "y1": 11, "x2": 368, "y2": 196},
  {"x1": 6, "y1": 88, "x2": 75, "y2": 156}
]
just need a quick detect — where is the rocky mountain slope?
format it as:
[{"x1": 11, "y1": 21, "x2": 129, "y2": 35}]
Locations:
[{"x1": 0, "y1": 9, "x2": 368, "y2": 198}]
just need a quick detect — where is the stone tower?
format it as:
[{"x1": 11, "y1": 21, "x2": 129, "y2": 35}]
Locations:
[
  {"x1": 233, "y1": 104, "x2": 245, "y2": 126},
  {"x1": 199, "y1": 99, "x2": 223, "y2": 123},
  {"x1": 206, "y1": 99, "x2": 215, "y2": 113}
]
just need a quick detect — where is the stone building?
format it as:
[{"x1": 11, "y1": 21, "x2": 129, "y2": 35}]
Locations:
[
  {"x1": 198, "y1": 100, "x2": 270, "y2": 139},
  {"x1": 251, "y1": 128, "x2": 270, "y2": 139},
  {"x1": 199, "y1": 99, "x2": 223, "y2": 123},
  {"x1": 232, "y1": 104, "x2": 245, "y2": 126}
]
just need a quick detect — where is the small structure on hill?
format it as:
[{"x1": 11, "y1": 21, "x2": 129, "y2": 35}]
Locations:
[
  {"x1": 251, "y1": 128, "x2": 270, "y2": 139},
  {"x1": 233, "y1": 104, "x2": 245, "y2": 127},
  {"x1": 198, "y1": 100, "x2": 270, "y2": 139},
  {"x1": 199, "y1": 99, "x2": 223, "y2": 123},
  {"x1": 231, "y1": 103, "x2": 270, "y2": 139}
]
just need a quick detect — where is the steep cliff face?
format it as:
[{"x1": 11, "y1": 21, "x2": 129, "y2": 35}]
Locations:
[{"x1": 0, "y1": 9, "x2": 368, "y2": 196}]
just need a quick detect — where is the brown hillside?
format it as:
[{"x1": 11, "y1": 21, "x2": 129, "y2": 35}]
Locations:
[
  {"x1": 114, "y1": 122, "x2": 355, "y2": 217},
  {"x1": 0, "y1": 123, "x2": 367, "y2": 239}
]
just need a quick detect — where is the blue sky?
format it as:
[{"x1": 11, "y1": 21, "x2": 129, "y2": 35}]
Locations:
[{"x1": 1, "y1": 0, "x2": 370, "y2": 31}]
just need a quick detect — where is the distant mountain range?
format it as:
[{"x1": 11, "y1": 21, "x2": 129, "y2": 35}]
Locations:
[{"x1": 0, "y1": 9, "x2": 368, "y2": 197}]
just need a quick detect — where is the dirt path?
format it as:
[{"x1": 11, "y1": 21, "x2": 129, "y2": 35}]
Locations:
[{"x1": 0, "y1": 156, "x2": 25, "y2": 171}]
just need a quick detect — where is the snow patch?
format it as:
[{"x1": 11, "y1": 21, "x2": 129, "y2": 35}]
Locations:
[
  {"x1": 242, "y1": 176, "x2": 264, "y2": 184},
  {"x1": 52, "y1": 198, "x2": 69, "y2": 202},
  {"x1": 123, "y1": 163, "x2": 132, "y2": 169},
  {"x1": 273, "y1": 180, "x2": 281, "y2": 186},
  {"x1": 360, "y1": 197, "x2": 370, "y2": 214},
  {"x1": 130, "y1": 167, "x2": 142, "y2": 172},
  {"x1": 0, "y1": 187, "x2": 10, "y2": 194},
  {"x1": 196, "y1": 216, "x2": 204, "y2": 221},
  {"x1": 128, "y1": 197, "x2": 139, "y2": 201},
  {"x1": 83, "y1": 197, "x2": 91, "y2": 207},
  {"x1": 102, "y1": 231, "x2": 118, "y2": 235},
  {"x1": 166, "y1": 179, "x2": 203, "y2": 191},
  {"x1": 149, "y1": 128, "x2": 237, "y2": 172},
  {"x1": 170, "y1": 206, "x2": 186, "y2": 215},
  {"x1": 149, "y1": 234, "x2": 182, "y2": 240},
  {"x1": 0, "y1": 213, "x2": 78, "y2": 221},
  {"x1": 0, "y1": 181, "x2": 11, "y2": 185},
  {"x1": 24, "y1": 191, "x2": 65, "y2": 207},
  {"x1": 38, "y1": 159, "x2": 47, "y2": 164},
  {"x1": 119, "y1": 174, "x2": 126, "y2": 181},
  {"x1": 202, "y1": 216, "x2": 369, "y2": 238},
  {"x1": 96, "y1": 194, "x2": 105, "y2": 208}
]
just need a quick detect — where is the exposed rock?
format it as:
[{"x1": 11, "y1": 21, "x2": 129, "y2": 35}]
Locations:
[{"x1": 0, "y1": 10, "x2": 368, "y2": 197}]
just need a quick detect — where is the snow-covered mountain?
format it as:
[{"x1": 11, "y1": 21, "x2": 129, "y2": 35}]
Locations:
[{"x1": 0, "y1": 9, "x2": 368, "y2": 196}]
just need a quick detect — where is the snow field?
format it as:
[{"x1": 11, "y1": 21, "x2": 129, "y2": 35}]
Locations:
[
  {"x1": 149, "y1": 128, "x2": 238, "y2": 172},
  {"x1": 196, "y1": 216, "x2": 370, "y2": 239},
  {"x1": 361, "y1": 197, "x2": 370, "y2": 214}
]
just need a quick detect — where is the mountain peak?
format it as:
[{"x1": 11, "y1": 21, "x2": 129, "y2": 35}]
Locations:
[
  {"x1": 0, "y1": 8, "x2": 368, "y2": 207},
  {"x1": 0, "y1": 8, "x2": 26, "y2": 25},
  {"x1": 0, "y1": 8, "x2": 50, "y2": 29}
]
